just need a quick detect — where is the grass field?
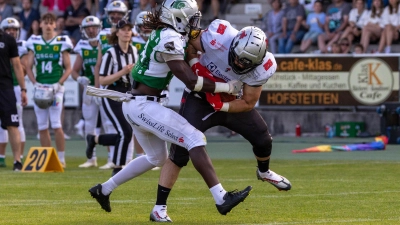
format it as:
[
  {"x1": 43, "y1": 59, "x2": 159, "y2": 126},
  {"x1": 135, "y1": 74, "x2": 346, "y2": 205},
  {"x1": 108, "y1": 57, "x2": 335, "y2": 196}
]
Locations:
[{"x1": 0, "y1": 136, "x2": 399, "y2": 225}]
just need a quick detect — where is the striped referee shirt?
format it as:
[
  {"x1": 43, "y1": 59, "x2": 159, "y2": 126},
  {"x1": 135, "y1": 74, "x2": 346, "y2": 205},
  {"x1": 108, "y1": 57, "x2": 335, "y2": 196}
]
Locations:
[{"x1": 99, "y1": 43, "x2": 138, "y2": 92}]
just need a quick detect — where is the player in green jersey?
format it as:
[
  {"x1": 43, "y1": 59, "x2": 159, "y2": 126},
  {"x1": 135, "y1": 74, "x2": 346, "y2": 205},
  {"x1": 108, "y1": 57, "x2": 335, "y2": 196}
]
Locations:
[
  {"x1": 72, "y1": 16, "x2": 103, "y2": 168},
  {"x1": 0, "y1": 18, "x2": 28, "y2": 168},
  {"x1": 25, "y1": 13, "x2": 73, "y2": 168},
  {"x1": 132, "y1": 11, "x2": 152, "y2": 55}
]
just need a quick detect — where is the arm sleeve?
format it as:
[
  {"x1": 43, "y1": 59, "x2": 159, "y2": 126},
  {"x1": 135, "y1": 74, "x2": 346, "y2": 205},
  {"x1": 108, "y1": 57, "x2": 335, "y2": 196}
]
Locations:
[
  {"x1": 99, "y1": 51, "x2": 113, "y2": 76},
  {"x1": 160, "y1": 52, "x2": 185, "y2": 62},
  {"x1": 8, "y1": 36, "x2": 19, "y2": 58}
]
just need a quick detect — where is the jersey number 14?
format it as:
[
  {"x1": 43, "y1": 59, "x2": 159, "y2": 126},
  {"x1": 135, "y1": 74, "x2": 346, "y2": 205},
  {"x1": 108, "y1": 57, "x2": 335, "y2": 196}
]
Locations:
[{"x1": 42, "y1": 61, "x2": 53, "y2": 74}]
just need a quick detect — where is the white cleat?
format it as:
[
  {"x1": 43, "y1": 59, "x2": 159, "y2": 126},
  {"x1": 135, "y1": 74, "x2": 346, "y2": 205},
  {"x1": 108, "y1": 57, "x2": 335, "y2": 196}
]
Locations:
[
  {"x1": 151, "y1": 167, "x2": 161, "y2": 171},
  {"x1": 257, "y1": 169, "x2": 291, "y2": 191},
  {"x1": 150, "y1": 205, "x2": 172, "y2": 222},
  {"x1": 79, "y1": 158, "x2": 98, "y2": 168},
  {"x1": 99, "y1": 162, "x2": 115, "y2": 170},
  {"x1": 64, "y1": 134, "x2": 71, "y2": 140}
]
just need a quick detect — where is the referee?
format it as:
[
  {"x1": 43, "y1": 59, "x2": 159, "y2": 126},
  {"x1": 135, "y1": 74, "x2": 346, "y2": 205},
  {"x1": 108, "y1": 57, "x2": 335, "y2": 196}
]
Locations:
[
  {"x1": 0, "y1": 28, "x2": 27, "y2": 171},
  {"x1": 86, "y1": 19, "x2": 138, "y2": 176}
]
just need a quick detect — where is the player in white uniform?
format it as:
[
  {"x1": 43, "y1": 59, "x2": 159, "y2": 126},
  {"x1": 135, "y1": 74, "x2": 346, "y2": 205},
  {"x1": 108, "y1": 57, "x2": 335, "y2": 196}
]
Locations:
[
  {"x1": 72, "y1": 16, "x2": 103, "y2": 168},
  {"x1": 0, "y1": 18, "x2": 27, "y2": 167},
  {"x1": 91, "y1": 0, "x2": 134, "y2": 169},
  {"x1": 88, "y1": 0, "x2": 251, "y2": 221},
  {"x1": 152, "y1": 20, "x2": 292, "y2": 221},
  {"x1": 25, "y1": 13, "x2": 73, "y2": 167}
]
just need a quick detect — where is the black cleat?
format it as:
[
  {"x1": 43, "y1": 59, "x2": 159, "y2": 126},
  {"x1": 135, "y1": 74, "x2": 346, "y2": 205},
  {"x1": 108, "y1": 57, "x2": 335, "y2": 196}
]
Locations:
[
  {"x1": 13, "y1": 161, "x2": 22, "y2": 171},
  {"x1": 88, "y1": 184, "x2": 111, "y2": 212},
  {"x1": 216, "y1": 186, "x2": 252, "y2": 215},
  {"x1": 86, "y1": 134, "x2": 96, "y2": 159}
]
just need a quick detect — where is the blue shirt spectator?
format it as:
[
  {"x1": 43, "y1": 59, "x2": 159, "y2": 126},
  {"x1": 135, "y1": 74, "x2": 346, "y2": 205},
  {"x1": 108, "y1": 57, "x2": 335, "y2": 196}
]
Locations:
[
  {"x1": 306, "y1": 11, "x2": 326, "y2": 33},
  {"x1": 19, "y1": 0, "x2": 41, "y2": 33}
]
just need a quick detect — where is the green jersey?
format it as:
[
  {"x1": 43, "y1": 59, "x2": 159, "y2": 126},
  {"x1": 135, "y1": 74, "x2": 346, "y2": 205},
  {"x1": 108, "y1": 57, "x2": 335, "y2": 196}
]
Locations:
[
  {"x1": 74, "y1": 40, "x2": 98, "y2": 85},
  {"x1": 97, "y1": 28, "x2": 112, "y2": 55},
  {"x1": 11, "y1": 40, "x2": 28, "y2": 86},
  {"x1": 26, "y1": 35, "x2": 73, "y2": 84},
  {"x1": 131, "y1": 28, "x2": 187, "y2": 90},
  {"x1": 131, "y1": 36, "x2": 146, "y2": 55}
]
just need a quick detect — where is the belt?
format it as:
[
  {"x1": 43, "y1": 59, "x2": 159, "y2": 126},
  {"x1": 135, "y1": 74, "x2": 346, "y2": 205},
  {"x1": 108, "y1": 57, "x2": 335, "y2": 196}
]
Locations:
[{"x1": 131, "y1": 95, "x2": 161, "y2": 102}]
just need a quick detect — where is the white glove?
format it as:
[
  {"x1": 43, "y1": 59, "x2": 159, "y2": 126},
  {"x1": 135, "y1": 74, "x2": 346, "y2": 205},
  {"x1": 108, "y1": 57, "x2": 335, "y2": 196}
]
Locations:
[
  {"x1": 77, "y1": 76, "x2": 90, "y2": 86},
  {"x1": 52, "y1": 82, "x2": 62, "y2": 92},
  {"x1": 227, "y1": 80, "x2": 243, "y2": 95},
  {"x1": 34, "y1": 82, "x2": 43, "y2": 88}
]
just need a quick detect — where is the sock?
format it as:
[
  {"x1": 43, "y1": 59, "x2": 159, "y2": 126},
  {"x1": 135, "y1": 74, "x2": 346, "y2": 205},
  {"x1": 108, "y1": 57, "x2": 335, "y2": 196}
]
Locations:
[
  {"x1": 58, "y1": 151, "x2": 65, "y2": 163},
  {"x1": 107, "y1": 152, "x2": 112, "y2": 163},
  {"x1": 111, "y1": 155, "x2": 155, "y2": 185},
  {"x1": 257, "y1": 159, "x2": 270, "y2": 173},
  {"x1": 153, "y1": 205, "x2": 167, "y2": 213},
  {"x1": 156, "y1": 185, "x2": 171, "y2": 205},
  {"x1": 101, "y1": 178, "x2": 118, "y2": 195},
  {"x1": 109, "y1": 146, "x2": 115, "y2": 163},
  {"x1": 92, "y1": 147, "x2": 96, "y2": 158},
  {"x1": 210, "y1": 183, "x2": 227, "y2": 205},
  {"x1": 20, "y1": 155, "x2": 23, "y2": 159},
  {"x1": 385, "y1": 46, "x2": 391, "y2": 53},
  {"x1": 0, "y1": 155, "x2": 5, "y2": 158}
]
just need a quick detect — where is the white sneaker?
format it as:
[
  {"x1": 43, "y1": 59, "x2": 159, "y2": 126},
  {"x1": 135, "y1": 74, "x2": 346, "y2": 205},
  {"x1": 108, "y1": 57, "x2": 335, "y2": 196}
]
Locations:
[
  {"x1": 64, "y1": 134, "x2": 71, "y2": 140},
  {"x1": 36, "y1": 133, "x2": 40, "y2": 140},
  {"x1": 256, "y1": 169, "x2": 291, "y2": 191},
  {"x1": 150, "y1": 205, "x2": 172, "y2": 222},
  {"x1": 151, "y1": 167, "x2": 161, "y2": 171},
  {"x1": 74, "y1": 120, "x2": 85, "y2": 138},
  {"x1": 99, "y1": 162, "x2": 115, "y2": 170},
  {"x1": 60, "y1": 161, "x2": 66, "y2": 168},
  {"x1": 79, "y1": 158, "x2": 98, "y2": 168}
]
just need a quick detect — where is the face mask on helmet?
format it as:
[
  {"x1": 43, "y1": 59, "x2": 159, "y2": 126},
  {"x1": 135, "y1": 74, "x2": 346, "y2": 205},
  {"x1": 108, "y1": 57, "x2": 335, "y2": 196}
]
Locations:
[
  {"x1": 105, "y1": 1, "x2": 129, "y2": 26},
  {"x1": 228, "y1": 27, "x2": 268, "y2": 75},
  {"x1": 135, "y1": 11, "x2": 152, "y2": 37},
  {"x1": 0, "y1": 18, "x2": 20, "y2": 40},
  {"x1": 80, "y1": 16, "x2": 102, "y2": 42}
]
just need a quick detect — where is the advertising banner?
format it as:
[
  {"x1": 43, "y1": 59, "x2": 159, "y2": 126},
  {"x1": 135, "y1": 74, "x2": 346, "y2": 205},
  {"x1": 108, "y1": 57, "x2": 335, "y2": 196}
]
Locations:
[{"x1": 260, "y1": 56, "x2": 400, "y2": 106}]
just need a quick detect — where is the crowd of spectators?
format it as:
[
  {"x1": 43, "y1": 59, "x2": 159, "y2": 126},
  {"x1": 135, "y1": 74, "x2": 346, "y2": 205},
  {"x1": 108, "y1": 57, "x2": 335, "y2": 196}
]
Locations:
[{"x1": 261, "y1": 0, "x2": 400, "y2": 54}]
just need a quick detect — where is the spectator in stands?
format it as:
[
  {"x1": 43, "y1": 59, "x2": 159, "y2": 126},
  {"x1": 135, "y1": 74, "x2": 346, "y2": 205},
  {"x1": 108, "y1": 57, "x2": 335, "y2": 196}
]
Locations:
[
  {"x1": 197, "y1": 0, "x2": 220, "y2": 20},
  {"x1": 86, "y1": 0, "x2": 99, "y2": 15},
  {"x1": 262, "y1": 0, "x2": 284, "y2": 54},
  {"x1": 299, "y1": 0, "x2": 317, "y2": 13},
  {"x1": 331, "y1": 42, "x2": 341, "y2": 53},
  {"x1": 130, "y1": 0, "x2": 152, "y2": 24},
  {"x1": 19, "y1": 0, "x2": 41, "y2": 38},
  {"x1": 317, "y1": 0, "x2": 352, "y2": 53},
  {"x1": 278, "y1": 0, "x2": 307, "y2": 53},
  {"x1": 0, "y1": 0, "x2": 14, "y2": 22},
  {"x1": 298, "y1": 0, "x2": 325, "y2": 53},
  {"x1": 339, "y1": 0, "x2": 368, "y2": 44},
  {"x1": 64, "y1": 0, "x2": 91, "y2": 45},
  {"x1": 360, "y1": 0, "x2": 384, "y2": 52},
  {"x1": 339, "y1": 37, "x2": 352, "y2": 53},
  {"x1": 42, "y1": 0, "x2": 72, "y2": 16},
  {"x1": 353, "y1": 43, "x2": 364, "y2": 53},
  {"x1": 56, "y1": 16, "x2": 69, "y2": 36},
  {"x1": 26, "y1": 19, "x2": 40, "y2": 39},
  {"x1": 377, "y1": 0, "x2": 400, "y2": 53}
]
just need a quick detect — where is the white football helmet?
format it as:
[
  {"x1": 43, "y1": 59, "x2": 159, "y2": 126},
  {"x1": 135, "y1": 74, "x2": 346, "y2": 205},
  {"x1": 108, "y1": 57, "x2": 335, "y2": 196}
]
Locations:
[
  {"x1": 134, "y1": 11, "x2": 152, "y2": 38},
  {"x1": 104, "y1": 1, "x2": 130, "y2": 26},
  {"x1": 228, "y1": 26, "x2": 268, "y2": 75},
  {"x1": 80, "y1": 16, "x2": 102, "y2": 42},
  {"x1": 159, "y1": 0, "x2": 201, "y2": 34},
  {"x1": 0, "y1": 17, "x2": 20, "y2": 40},
  {"x1": 33, "y1": 85, "x2": 55, "y2": 109}
]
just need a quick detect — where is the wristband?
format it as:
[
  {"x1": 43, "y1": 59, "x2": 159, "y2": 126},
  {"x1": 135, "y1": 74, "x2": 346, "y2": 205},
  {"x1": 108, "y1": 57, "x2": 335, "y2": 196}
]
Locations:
[
  {"x1": 21, "y1": 88, "x2": 27, "y2": 92},
  {"x1": 193, "y1": 76, "x2": 203, "y2": 92},
  {"x1": 214, "y1": 82, "x2": 230, "y2": 93},
  {"x1": 220, "y1": 102, "x2": 229, "y2": 112},
  {"x1": 189, "y1": 58, "x2": 199, "y2": 67}
]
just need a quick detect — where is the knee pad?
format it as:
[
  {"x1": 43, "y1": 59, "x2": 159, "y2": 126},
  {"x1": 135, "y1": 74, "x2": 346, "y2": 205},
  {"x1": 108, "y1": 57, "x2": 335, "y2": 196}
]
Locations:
[
  {"x1": 146, "y1": 151, "x2": 168, "y2": 167},
  {"x1": 169, "y1": 144, "x2": 190, "y2": 168},
  {"x1": 252, "y1": 133, "x2": 273, "y2": 158}
]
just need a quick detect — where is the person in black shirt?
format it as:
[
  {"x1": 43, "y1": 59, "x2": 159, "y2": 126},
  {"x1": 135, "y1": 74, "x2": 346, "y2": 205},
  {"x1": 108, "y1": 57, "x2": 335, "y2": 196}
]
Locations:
[
  {"x1": 0, "y1": 30, "x2": 27, "y2": 171},
  {"x1": 63, "y1": 0, "x2": 90, "y2": 45}
]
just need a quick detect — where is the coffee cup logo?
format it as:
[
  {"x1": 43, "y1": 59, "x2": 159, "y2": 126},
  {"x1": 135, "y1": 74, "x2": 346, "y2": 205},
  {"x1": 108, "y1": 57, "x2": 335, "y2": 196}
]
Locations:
[{"x1": 349, "y1": 58, "x2": 393, "y2": 105}]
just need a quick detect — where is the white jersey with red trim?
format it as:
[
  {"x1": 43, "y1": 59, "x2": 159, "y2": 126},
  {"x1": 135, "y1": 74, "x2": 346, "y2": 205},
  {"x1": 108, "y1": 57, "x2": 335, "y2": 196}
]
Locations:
[{"x1": 199, "y1": 19, "x2": 276, "y2": 86}]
